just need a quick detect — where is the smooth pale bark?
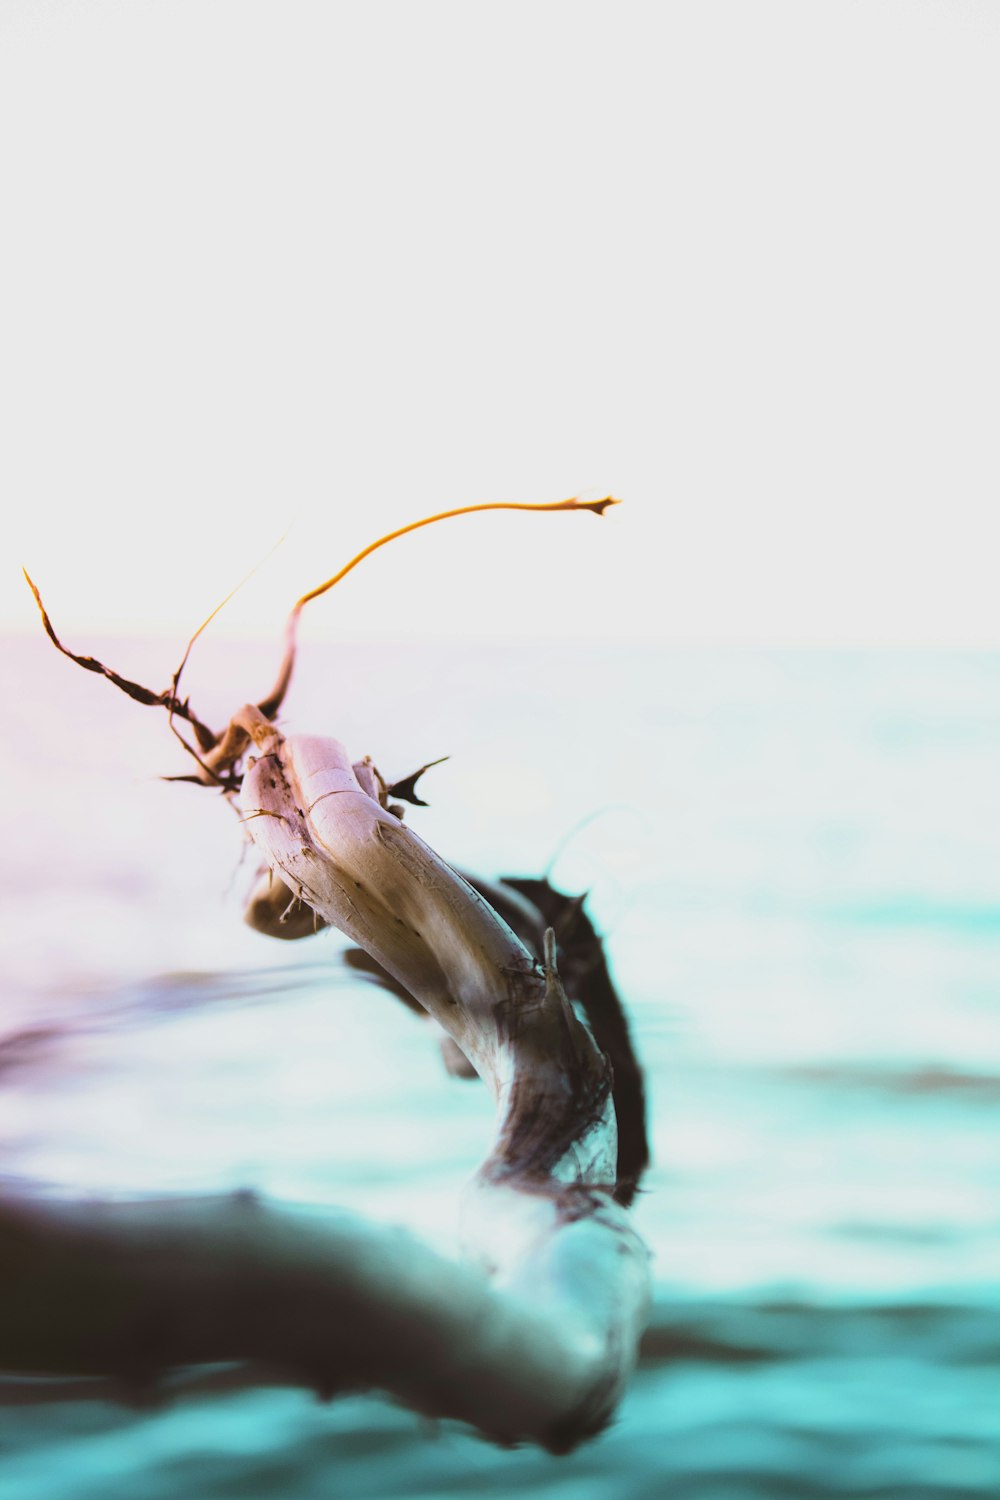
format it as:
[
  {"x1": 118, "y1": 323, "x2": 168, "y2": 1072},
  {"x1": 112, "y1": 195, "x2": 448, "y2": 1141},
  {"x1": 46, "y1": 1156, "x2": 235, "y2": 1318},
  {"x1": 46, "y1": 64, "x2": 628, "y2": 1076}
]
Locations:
[{"x1": 238, "y1": 718, "x2": 620, "y2": 1190}]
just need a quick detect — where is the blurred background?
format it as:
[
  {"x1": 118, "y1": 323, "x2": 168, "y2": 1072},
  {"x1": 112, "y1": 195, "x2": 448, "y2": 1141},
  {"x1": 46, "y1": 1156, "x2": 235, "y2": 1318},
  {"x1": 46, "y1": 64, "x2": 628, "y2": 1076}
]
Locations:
[{"x1": 1, "y1": 2, "x2": 998, "y2": 1496}]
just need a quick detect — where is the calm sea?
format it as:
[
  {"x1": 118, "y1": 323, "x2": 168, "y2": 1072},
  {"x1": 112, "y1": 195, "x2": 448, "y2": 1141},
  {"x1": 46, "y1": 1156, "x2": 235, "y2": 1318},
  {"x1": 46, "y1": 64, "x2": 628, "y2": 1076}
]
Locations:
[{"x1": 0, "y1": 636, "x2": 997, "y2": 1498}]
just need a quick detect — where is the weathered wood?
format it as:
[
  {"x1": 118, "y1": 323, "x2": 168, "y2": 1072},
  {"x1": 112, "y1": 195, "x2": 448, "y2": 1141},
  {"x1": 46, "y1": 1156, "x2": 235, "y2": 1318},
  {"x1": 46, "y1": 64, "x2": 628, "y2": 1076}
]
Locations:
[{"x1": 9, "y1": 493, "x2": 651, "y2": 1448}]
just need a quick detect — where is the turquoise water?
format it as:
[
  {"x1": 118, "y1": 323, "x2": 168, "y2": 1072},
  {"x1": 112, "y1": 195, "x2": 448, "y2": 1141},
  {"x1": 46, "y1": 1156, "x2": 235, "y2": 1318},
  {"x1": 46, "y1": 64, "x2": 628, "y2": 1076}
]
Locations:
[{"x1": 1, "y1": 639, "x2": 998, "y2": 1496}]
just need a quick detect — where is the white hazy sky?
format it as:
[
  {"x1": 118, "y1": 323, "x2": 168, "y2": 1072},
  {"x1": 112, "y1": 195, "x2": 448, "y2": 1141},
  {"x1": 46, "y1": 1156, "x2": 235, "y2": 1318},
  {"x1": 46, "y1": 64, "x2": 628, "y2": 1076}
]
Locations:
[{"x1": 2, "y1": 1, "x2": 998, "y2": 645}]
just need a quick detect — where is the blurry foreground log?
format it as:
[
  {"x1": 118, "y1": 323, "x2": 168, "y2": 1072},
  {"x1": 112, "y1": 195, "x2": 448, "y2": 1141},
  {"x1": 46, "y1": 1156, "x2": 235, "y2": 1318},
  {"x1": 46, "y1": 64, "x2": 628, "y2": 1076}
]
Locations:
[{"x1": 0, "y1": 1180, "x2": 647, "y2": 1452}]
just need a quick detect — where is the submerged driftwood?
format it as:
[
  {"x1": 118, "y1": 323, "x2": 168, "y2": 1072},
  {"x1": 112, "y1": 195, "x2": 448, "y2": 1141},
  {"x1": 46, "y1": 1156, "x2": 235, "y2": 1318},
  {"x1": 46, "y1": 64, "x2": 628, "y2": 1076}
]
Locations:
[{"x1": 10, "y1": 497, "x2": 651, "y2": 1450}]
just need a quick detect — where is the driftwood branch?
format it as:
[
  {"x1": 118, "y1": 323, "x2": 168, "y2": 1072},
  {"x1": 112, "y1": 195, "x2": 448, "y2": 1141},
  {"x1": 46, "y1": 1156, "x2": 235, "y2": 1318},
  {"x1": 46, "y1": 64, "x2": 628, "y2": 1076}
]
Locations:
[{"x1": 10, "y1": 494, "x2": 651, "y2": 1450}]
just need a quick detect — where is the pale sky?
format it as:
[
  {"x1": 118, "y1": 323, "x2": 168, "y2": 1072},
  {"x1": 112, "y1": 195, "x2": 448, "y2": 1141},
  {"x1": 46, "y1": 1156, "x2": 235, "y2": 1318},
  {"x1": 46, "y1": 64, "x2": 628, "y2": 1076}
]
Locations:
[{"x1": 2, "y1": 1, "x2": 998, "y2": 646}]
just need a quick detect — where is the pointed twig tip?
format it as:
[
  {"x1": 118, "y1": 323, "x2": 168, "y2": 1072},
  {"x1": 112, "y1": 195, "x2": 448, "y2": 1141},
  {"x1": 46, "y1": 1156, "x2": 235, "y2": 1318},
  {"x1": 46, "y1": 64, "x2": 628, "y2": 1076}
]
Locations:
[
  {"x1": 22, "y1": 567, "x2": 44, "y2": 609},
  {"x1": 387, "y1": 755, "x2": 450, "y2": 808},
  {"x1": 578, "y1": 495, "x2": 621, "y2": 517}
]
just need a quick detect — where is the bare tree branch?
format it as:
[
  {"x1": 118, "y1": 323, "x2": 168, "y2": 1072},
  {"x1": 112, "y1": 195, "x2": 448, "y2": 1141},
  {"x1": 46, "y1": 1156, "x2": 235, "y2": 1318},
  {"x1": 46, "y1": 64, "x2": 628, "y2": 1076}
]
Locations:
[{"x1": 9, "y1": 496, "x2": 650, "y2": 1450}]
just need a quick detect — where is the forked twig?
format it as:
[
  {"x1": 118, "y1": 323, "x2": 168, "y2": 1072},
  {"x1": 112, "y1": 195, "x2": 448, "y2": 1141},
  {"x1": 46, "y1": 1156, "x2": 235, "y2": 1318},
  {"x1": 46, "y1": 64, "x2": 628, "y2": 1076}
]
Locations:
[
  {"x1": 21, "y1": 567, "x2": 216, "y2": 741},
  {"x1": 26, "y1": 493, "x2": 619, "y2": 792}
]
